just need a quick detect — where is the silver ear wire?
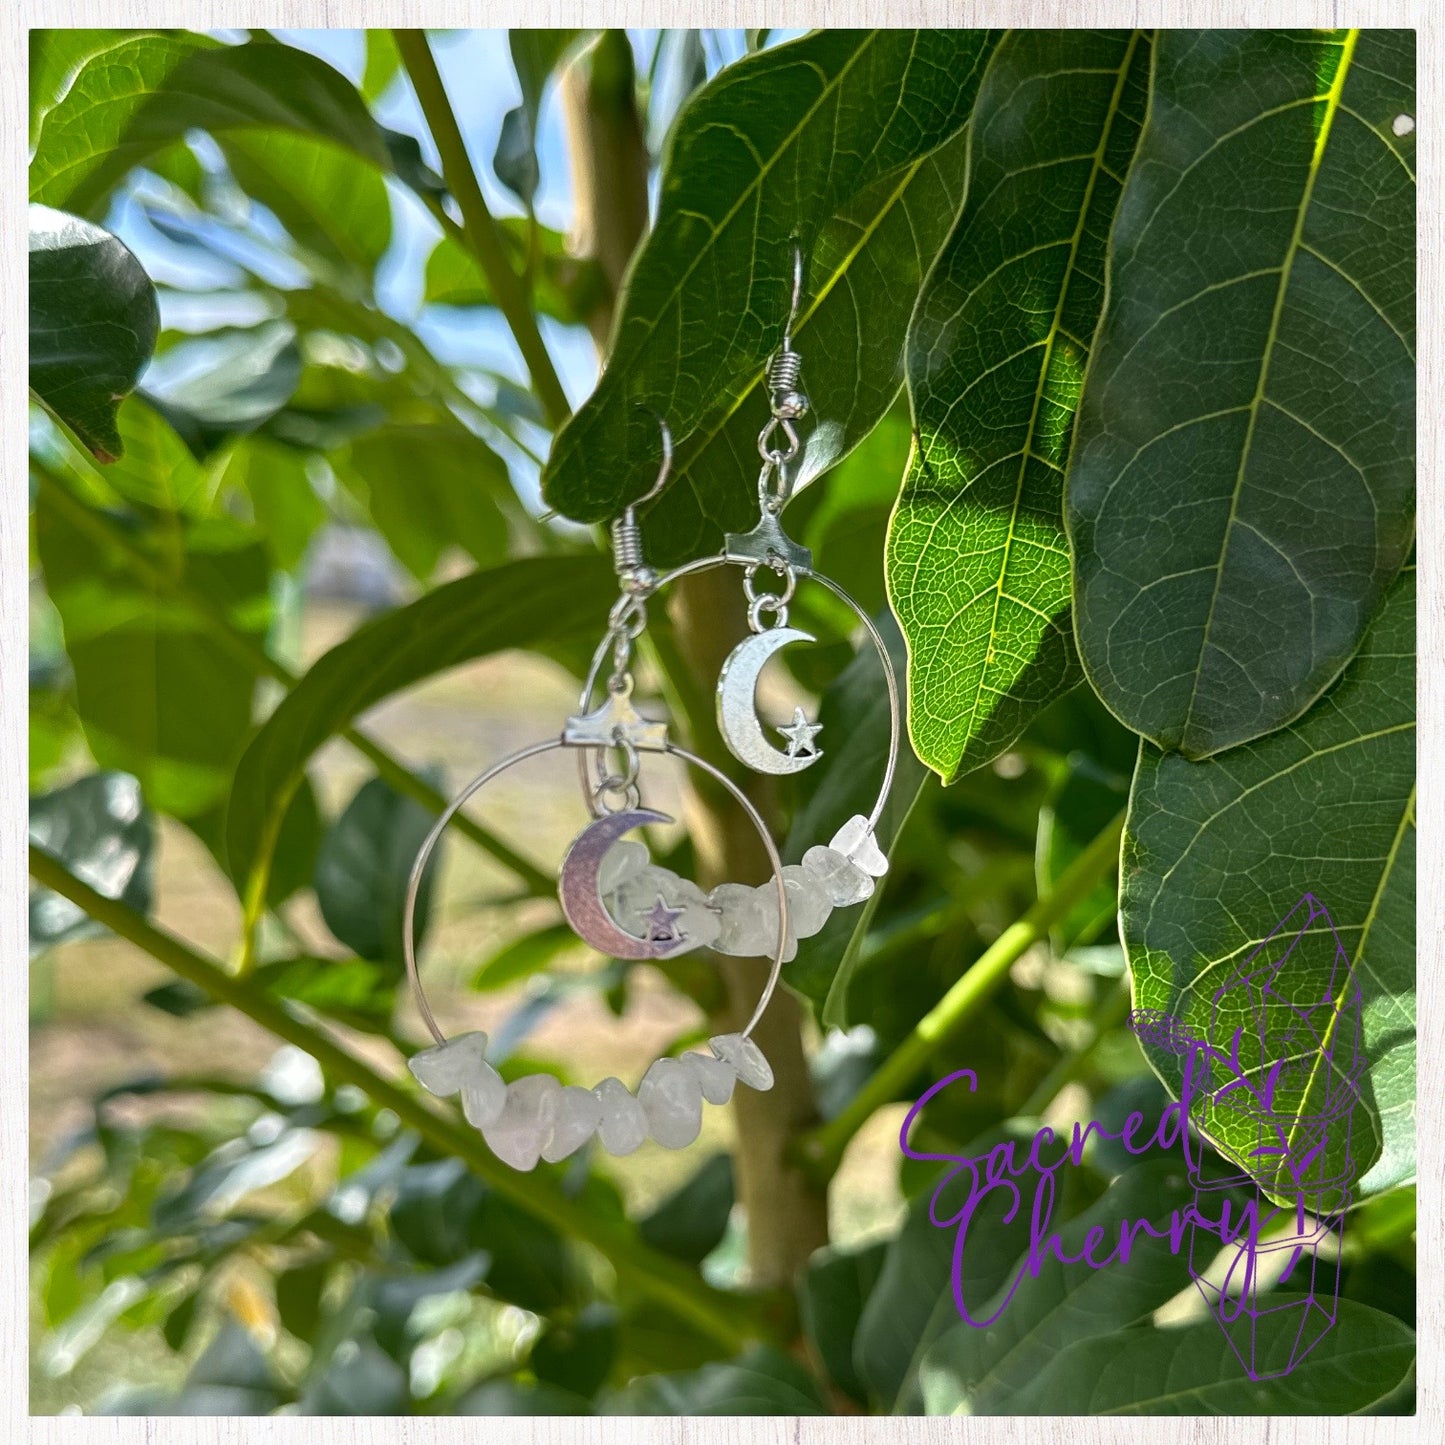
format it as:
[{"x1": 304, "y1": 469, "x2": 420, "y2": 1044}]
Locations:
[{"x1": 610, "y1": 411, "x2": 672, "y2": 591}]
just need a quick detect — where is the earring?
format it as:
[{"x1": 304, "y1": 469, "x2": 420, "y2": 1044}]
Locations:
[
  {"x1": 403, "y1": 420, "x2": 789, "y2": 1172},
  {"x1": 403, "y1": 366, "x2": 900, "y2": 1171},
  {"x1": 713, "y1": 243, "x2": 900, "y2": 887}
]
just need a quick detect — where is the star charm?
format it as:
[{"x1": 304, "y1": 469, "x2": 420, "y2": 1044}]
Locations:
[
  {"x1": 777, "y1": 707, "x2": 823, "y2": 759},
  {"x1": 643, "y1": 895, "x2": 686, "y2": 945}
]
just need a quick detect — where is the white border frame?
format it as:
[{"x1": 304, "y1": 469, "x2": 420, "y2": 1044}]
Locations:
[{"x1": 6, "y1": 2, "x2": 1435, "y2": 1439}]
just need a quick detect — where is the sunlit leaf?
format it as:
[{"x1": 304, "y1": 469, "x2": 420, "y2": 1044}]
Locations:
[
  {"x1": 888, "y1": 30, "x2": 1149, "y2": 781},
  {"x1": 29, "y1": 205, "x2": 159, "y2": 461},
  {"x1": 543, "y1": 29, "x2": 997, "y2": 559},
  {"x1": 1068, "y1": 30, "x2": 1415, "y2": 756}
]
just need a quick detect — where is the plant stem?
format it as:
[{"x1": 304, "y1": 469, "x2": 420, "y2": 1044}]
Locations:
[
  {"x1": 29, "y1": 845, "x2": 768, "y2": 1351},
  {"x1": 33, "y1": 463, "x2": 553, "y2": 898},
  {"x1": 394, "y1": 29, "x2": 572, "y2": 430},
  {"x1": 797, "y1": 809, "x2": 1127, "y2": 1180}
]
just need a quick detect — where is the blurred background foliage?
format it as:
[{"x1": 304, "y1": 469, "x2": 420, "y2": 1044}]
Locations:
[{"x1": 28, "y1": 26, "x2": 1414, "y2": 1417}]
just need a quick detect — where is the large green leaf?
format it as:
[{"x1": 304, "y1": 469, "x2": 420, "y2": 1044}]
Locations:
[
  {"x1": 994, "y1": 1300, "x2": 1414, "y2": 1414},
  {"x1": 600, "y1": 1344, "x2": 827, "y2": 1415},
  {"x1": 1068, "y1": 29, "x2": 1415, "y2": 757},
  {"x1": 640, "y1": 128, "x2": 970, "y2": 566},
  {"x1": 225, "y1": 556, "x2": 614, "y2": 891},
  {"x1": 1126, "y1": 565, "x2": 1415, "y2": 1199},
  {"x1": 314, "y1": 776, "x2": 440, "y2": 966},
  {"x1": 30, "y1": 33, "x2": 389, "y2": 216},
  {"x1": 494, "y1": 29, "x2": 583, "y2": 206},
  {"x1": 29, "y1": 771, "x2": 155, "y2": 956},
  {"x1": 218, "y1": 129, "x2": 392, "y2": 281},
  {"x1": 916, "y1": 1159, "x2": 1196, "y2": 1413},
  {"x1": 542, "y1": 29, "x2": 996, "y2": 560},
  {"x1": 29, "y1": 205, "x2": 159, "y2": 461},
  {"x1": 34, "y1": 482, "x2": 271, "y2": 820},
  {"x1": 888, "y1": 30, "x2": 1149, "y2": 782},
  {"x1": 337, "y1": 424, "x2": 513, "y2": 582}
]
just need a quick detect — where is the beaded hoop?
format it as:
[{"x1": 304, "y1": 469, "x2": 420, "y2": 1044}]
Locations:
[{"x1": 401, "y1": 736, "x2": 789, "y2": 1171}]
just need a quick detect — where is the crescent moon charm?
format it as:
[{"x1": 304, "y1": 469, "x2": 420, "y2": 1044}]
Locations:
[
  {"x1": 559, "y1": 808, "x2": 690, "y2": 960},
  {"x1": 716, "y1": 627, "x2": 824, "y2": 775}
]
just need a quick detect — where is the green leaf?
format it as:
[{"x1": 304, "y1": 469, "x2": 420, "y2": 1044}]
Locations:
[
  {"x1": 339, "y1": 424, "x2": 512, "y2": 581},
  {"x1": 299, "y1": 1332, "x2": 407, "y2": 1415},
  {"x1": 888, "y1": 30, "x2": 1149, "y2": 782},
  {"x1": 30, "y1": 34, "x2": 389, "y2": 217},
  {"x1": 275, "y1": 1261, "x2": 329, "y2": 1343},
  {"x1": 799, "y1": 1240, "x2": 887, "y2": 1404},
  {"x1": 995, "y1": 1300, "x2": 1414, "y2": 1414},
  {"x1": 360, "y1": 31, "x2": 402, "y2": 103},
  {"x1": 252, "y1": 955, "x2": 398, "y2": 1035},
  {"x1": 530, "y1": 1302, "x2": 617, "y2": 1399},
  {"x1": 638, "y1": 1154, "x2": 734, "y2": 1263},
  {"x1": 471, "y1": 923, "x2": 579, "y2": 992},
  {"x1": 218, "y1": 130, "x2": 392, "y2": 281},
  {"x1": 1126, "y1": 565, "x2": 1415, "y2": 1198},
  {"x1": 29, "y1": 771, "x2": 154, "y2": 955},
  {"x1": 34, "y1": 485, "x2": 271, "y2": 819},
  {"x1": 916, "y1": 1159, "x2": 1196, "y2": 1413},
  {"x1": 458, "y1": 1379, "x2": 593, "y2": 1414},
  {"x1": 542, "y1": 29, "x2": 997, "y2": 559},
  {"x1": 142, "y1": 321, "x2": 302, "y2": 457},
  {"x1": 29, "y1": 205, "x2": 159, "y2": 461},
  {"x1": 225, "y1": 555, "x2": 614, "y2": 892},
  {"x1": 179, "y1": 1316, "x2": 286, "y2": 1414},
  {"x1": 211, "y1": 435, "x2": 326, "y2": 572},
  {"x1": 854, "y1": 1123, "x2": 1042, "y2": 1408},
  {"x1": 1068, "y1": 29, "x2": 1416, "y2": 757},
  {"x1": 600, "y1": 1344, "x2": 827, "y2": 1415},
  {"x1": 424, "y1": 224, "x2": 607, "y2": 327},
  {"x1": 314, "y1": 776, "x2": 440, "y2": 965},
  {"x1": 495, "y1": 29, "x2": 583, "y2": 205}
]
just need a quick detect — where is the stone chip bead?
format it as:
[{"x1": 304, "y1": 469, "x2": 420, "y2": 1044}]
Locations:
[
  {"x1": 781, "y1": 863, "x2": 832, "y2": 938},
  {"x1": 708, "y1": 1033, "x2": 774, "y2": 1092},
  {"x1": 481, "y1": 1074, "x2": 561, "y2": 1172},
  {"x1": 408, "y1": 1031, "x2": 507, "y2": 1128},
  {"x1": 682, "y1": 1050, "x2": 736, "y2": 1105},
  {"x1": 597, "y1": 838, "x2": 649, "y2": 896},
  {"x1": 542, "y1": 1084, "x2": 603, "y2": 1163},
  {"x1": 638, "y1": 1056, "x2": 704, "y2": 1148},
  {"x1": 801, "y1": 844, "x2": 874, "y2": 907},
  {"x1": 610, "y1": 866, "x2": 723, "y2": 950},
  {"x1": 592, "y1": 1076, "x2": 648, "y2": 1156}
]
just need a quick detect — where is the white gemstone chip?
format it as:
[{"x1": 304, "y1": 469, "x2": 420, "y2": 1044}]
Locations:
[
  {"x1": 830, "y1": 814, "x2": 889, "y2": 877},
  {"x1": 801, "y1": 845, "x2": 874, "y2": 906},
  {"x1": 638, "y1": 1057, "x2": 704, "y2": 1148},
  {"x1": 542, "y1": 1085, "x2": 603, "y2": 1163},
  {"x1": 460, "y1": 1068, "x2": 508, "y2": 1129},
  {"x1": 611, "y1": 867, "x2": 722, "y2": 950},
  {"x1": 592, "y1": 1076, "x2": 648, "y2": 1156},
  {"x1": 781, "y1": 864, "x2": 832, "y2": 938},
  {"x1": 408, "y1": 1031, "x2": 492, "y2": 1096},
  {"x1": 709, "y1": 1033, "x2": 774, "y2": 1092},
  {"x1": 597, "y1": 839, "x2": 649, "y2": 896},
  {"x1": 481, "y1": 1074, "x2": 561, "y2": 1172},
  {"x1": 681, "y1": 1050, "x2": 736, "y2": 1105}
]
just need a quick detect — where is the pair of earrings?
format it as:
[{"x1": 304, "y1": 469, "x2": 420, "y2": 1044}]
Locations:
[{"x1": 404, "y1": 250, "x2": 901, "y2": 1171}]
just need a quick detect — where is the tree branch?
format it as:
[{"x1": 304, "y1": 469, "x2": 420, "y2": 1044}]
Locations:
[
  {"x1": 394, "y1": 29, "x2": 572, "y2": 429},
  {"x1": 29, "y1": 844, "x2": 770, "y2": 1351},
  {"x1": 796, "y1": 809, "x2": 1127, "y2": 1180}
]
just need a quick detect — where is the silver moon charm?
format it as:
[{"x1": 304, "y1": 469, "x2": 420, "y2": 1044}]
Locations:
[
  {"x1": 716, "y1": 627, "x2": 823, "y2": 775},
  {"x1": 558, "y1": 808, "x2": 689, "y2": 960}
]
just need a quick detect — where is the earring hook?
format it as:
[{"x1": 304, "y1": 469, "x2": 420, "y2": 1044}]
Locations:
[
  {"x1": 783, "y1": 241, "x2": 805, "y2": 350},
  {"x1": 610, "y1": 409, "x2": 672, "y2": 588},
  {"x1": 636, "y1": 409, "x2": 673, "y2": 507}
]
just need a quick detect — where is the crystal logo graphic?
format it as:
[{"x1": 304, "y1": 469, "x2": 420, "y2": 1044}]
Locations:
[{"x1": 901, "y1": 895, "x2": 1366, "y2": 1383}]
